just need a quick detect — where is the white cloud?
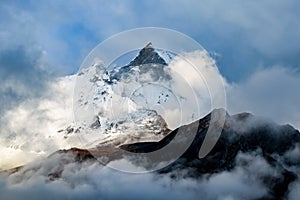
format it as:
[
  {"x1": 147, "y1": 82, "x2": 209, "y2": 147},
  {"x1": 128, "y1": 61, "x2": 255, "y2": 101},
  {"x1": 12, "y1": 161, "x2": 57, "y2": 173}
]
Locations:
[
  {"x1": 0, "y1": 76, "x2": 82, "y2": 170},
  {"x1": 227, "y1": 67, "x2": 300, "y2": 129},
  {"x1": 156, "y1": 0, "x2": 300, "y2": 56},
  {"x1": 0, "y1": 152, "x2": 271, "y2": 200},
  {"x1": 145, "y1": 50, "x2": 227, "y2": 129}
]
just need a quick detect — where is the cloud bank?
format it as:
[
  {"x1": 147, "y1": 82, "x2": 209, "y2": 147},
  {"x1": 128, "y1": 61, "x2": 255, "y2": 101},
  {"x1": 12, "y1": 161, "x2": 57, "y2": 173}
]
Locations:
[
  {"x1": 0, "y1": 151, "x2": 275, "y2": 200},
  {"x1": 0, "y1": 76, "x2": 82, "y2": 170},
  {"x1": 227, "y1": 67, "x2": 300, "y2": 129}
]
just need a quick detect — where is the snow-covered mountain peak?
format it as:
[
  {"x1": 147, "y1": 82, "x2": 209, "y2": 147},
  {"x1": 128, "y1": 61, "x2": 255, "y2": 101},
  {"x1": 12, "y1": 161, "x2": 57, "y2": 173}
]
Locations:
[
  {"x1": 69, "y1": 43, "x2": 225, "y2": 147},
  {"x1": 69, "y1": 44, "x2": 175, "y2": 147}
]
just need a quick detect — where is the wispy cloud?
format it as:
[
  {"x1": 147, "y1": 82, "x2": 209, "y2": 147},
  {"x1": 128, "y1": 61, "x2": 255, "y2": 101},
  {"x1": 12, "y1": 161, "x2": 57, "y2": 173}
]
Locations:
[
  {"x1": 1, "y1": 0, "x2": 300, "y2": 79},
  {"x1": 227, "y1": 66, "x2": 300, "y2": 129},
  {"x1": 0, "y1": 152, "x2": 273, "y2": 200}
]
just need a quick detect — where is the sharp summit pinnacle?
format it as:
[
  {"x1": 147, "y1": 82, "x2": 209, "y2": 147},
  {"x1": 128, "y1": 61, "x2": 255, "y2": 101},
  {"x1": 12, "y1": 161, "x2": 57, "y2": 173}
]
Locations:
[{"x1": 126, "y1": 42, "x2": 167, "y2": 67}]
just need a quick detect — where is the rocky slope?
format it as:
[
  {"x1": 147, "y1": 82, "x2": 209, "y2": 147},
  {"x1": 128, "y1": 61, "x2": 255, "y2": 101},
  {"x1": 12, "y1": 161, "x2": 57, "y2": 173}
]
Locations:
[{"x1": 4, "y1": 109, "x2": 300, "y2": 199}]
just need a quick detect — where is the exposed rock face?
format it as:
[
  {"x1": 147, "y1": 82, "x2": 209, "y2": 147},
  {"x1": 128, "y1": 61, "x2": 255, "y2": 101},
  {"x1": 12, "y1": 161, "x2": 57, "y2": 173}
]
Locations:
[
  {"x1": 127, "y1": 42, "x2": 167, "y2": 67},
  {"x1": 5, "y1": 109, "x2": 300, "y2": 199},
  {"x1": 107, "y1": 42, "x2": 168, "y2": 83},
  {"x1": 121, "y1": 110, "x2": 300, "y2": 170}
]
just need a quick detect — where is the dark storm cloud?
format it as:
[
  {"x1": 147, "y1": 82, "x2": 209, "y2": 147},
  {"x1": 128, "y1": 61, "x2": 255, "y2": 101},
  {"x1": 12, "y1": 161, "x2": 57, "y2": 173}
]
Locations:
[
  {"x1": 0, "y1": 46, "x2": 52, "y2": 114},
  {"x1": 0, "y1": 2, "x2": 54, "y2": 115}
]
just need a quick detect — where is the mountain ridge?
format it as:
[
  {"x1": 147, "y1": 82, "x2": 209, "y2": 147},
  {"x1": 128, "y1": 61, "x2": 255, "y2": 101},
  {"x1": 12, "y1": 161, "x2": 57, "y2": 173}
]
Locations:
[{"x1": 3, "y1": 109, "x2": 299, "y2": 199}]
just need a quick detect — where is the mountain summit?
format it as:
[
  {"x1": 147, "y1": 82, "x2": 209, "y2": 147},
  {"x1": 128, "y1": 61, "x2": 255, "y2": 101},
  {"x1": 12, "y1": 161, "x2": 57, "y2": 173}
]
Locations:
[
  {"x1": 126, "y1": 42, "x2": 167, "y2": 67},
  {"x1": 107, "y1": 42, "x2": 170, "y2": 83}
]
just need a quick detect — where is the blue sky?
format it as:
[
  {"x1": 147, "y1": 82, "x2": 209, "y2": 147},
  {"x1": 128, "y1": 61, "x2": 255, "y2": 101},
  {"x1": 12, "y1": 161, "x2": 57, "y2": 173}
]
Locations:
[
  {"x1": 1, "y1": 0, "x2": 300, "y2": 81},
  {"x1": 1, "y1": 0, "x2": 300, "y2": 128}
]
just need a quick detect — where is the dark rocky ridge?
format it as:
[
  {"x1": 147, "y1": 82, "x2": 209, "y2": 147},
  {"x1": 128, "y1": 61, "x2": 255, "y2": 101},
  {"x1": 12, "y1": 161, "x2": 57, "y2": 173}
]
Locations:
[
  {"x1": 4, "y1": 109, "x2": 300, "y2": 199},
  {"x1": 122, "y1": 110, "x2": 300, "y2": 172}
]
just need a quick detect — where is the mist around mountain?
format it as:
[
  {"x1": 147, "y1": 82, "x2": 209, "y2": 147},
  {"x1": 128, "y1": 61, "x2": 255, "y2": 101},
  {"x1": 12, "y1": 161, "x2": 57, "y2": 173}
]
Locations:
[
  {"x1": 2, "y1": 109, "x2": 300, "y2": 200},
  {"x1": 1, "y1": 44, "x2": 300, "y2": 200}
]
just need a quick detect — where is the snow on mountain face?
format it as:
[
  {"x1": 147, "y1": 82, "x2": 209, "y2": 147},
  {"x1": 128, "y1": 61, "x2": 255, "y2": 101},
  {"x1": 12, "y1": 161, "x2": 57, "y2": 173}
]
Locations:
[
  {"x1": 70, "y1": 43, "x2": 226, "y2": 148},
  {"x1": 0, "y1": 43, "x2": 225, "y2": 170},
  {"x1": 71, "y1": 44, "x2": 173, "y2": 147}
]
